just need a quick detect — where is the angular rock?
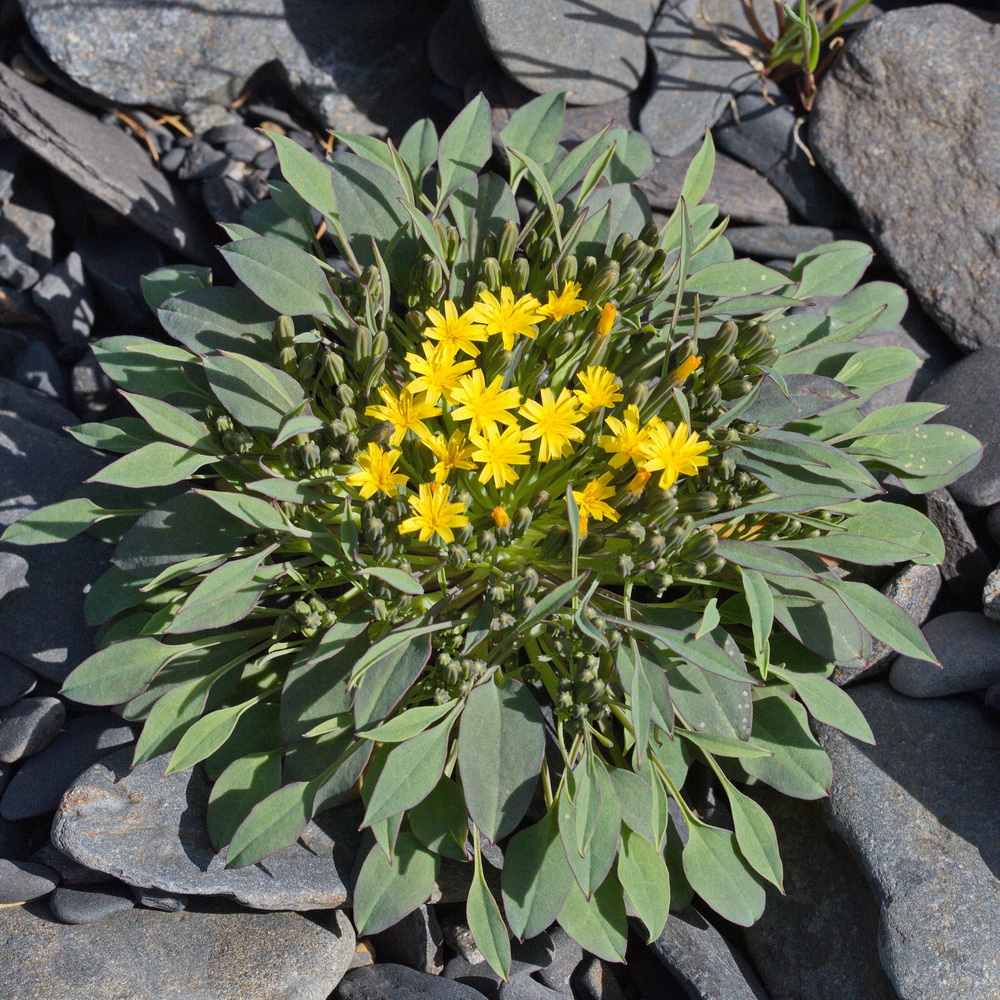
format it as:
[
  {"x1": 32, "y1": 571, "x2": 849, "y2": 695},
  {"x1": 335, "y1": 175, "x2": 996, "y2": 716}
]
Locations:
[
  {"x1": 429, "y1": 0, "x2": 494, "y2": 92},
  {"x1": 0, "y1": 654, "x2": 35, "y2": 708},
  {"x1": 0, "y1": 376, "x2": 78, "y2": 431},
  {"x1": 920, "y1": 488, "x2": 991, "y2": 599},
  {"x1": 75, "y1": 227, "x2": 163, "y2": 329},
  {"x1": 29, "y1": 841, "x2": 110, "y2": 886},
  {"x1": 0, "y1": 61, "x2": 212, "y2": 260},
  {"x1": 31, "y1": 252, "x2": 94, "y2": 344},
  {"x1": 920, "y1": 349, "x2": 1000, "y2": 507},
  {"x1": 337, "y1": 963, "x2": 489, "y2": 1000},
  {"x1": 890, "y1": 612, "x2": 1000, "y2": 698},
  {"x1": 70, "y1": 348, "x2": 116, "y2": 422},
  {"x1": 832, "y1": 562, "x2": 941, "y2": 685},
  {"x1": 727, "y1": 225, "x2": 866, "y2": 261},
  {"x1": 0, "y1": 695, "x2": 64, "y2": 762},
  {"x1": 818, "y1": 685, "x2": 1000, "y2": 1000},
  {"x1": 985, "y1": 564, "x2": 1000, "y2": 621},
  {"x1": 48, "y1": 885, "x2": 135, "y2": 924},
  {"x1": 0, "y1": 551, "x2": 27, "y2": 601},
  {"x1": 130, "y1": 885, "x2": 187, "y2": 912},
  {"x1": 0, "y1": 242, "x2": 39, "y2": 291},
  {"x1": 0, "y1": 902, "x2": 355, "y2": 1000},
  {"x1": 497, "y1": 977, "x2": 564, "y2": 1000},
  {"x1": 51, "y1": 748, "x2": 360, "y2": 910},
  {"x1": 536, "y1": 925, "x2": 583, "y2": 992},
  {"x1": 1, "y1": 713, "x2": 134, "y2": 820},
  {"x1": 744, "y1": 788, "x2": 897, "y2": 1000},
  {"x1": 471, "y1": 0, "x2": 652, "y2": 107},
  {"x1": 370, "y1": 904, "x2": 444, "y2": 975},
  {"x1": 573, "y1": 957, "x2": 627, "y2": 1000},
  {"x1": 0, "y1": 859, "x2": 57, "y2": 903},
  {"x1": 810, "y1": 6, "x2": 1000, "y2": 351},
  {"x1": 6, "y1": 339, "x2": 67, "y2": 402}
]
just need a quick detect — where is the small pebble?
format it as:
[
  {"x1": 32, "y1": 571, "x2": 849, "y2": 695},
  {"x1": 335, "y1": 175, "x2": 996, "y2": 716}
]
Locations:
[
  {"x1": 0, "y1": 654, "x2": 34, "y2": 708},
  {"x1": 49, "y1": 885, "x2": 135, "y2": 924},
  {"x1": 0, "y1": 696, "x2": 65, "y2": 763},
  {"x1": 176, "y1": 140, "x2": 230, "y2": 181},
  {"x1": 158, "y1": 145, "x2": 186, "y2": 173},
  {"x1": 0, "y1": 858, "x2": 58, "y2": 903},
  {"x1": 130, "y1": 885, "x2": 187, "y2": 911}
]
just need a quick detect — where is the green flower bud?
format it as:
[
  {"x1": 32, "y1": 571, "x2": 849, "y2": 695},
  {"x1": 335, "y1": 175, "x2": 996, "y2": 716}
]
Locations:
[
  {"x1": 445, "y1": 226, "x2": 460, "y2": 263},
  {"x1": 361, "y1": 265, "x2": 381, "y2": 291},
  {"x1": 704, "y1": 554, "x2": 726, "y2": 575},
  {"x1": 515, "y1": 594, "x2": 537, "y2": 617},
  {"x1": 641, "y1": 532, "x2": 665, "y2": 558},
  {"x1": 611, "y1": 232, "x2": 633, "y2": 260},
  {"x1": 529, "y1": 490, "x2": 551, "y2": 515},
  {"x1": 676, "y1": 492, "x2": 718, "y2": 514},
  {"x1": 214, "y1": 413, "x2": 235, "y2": 435},
  {"x1": 298, "y1": 441, "x2": 322, "y2": 471},
  {"x1": 616, "y1": 553, "x2": 635, "y2": 577},
  {"x1": 622, "y1": 521, "x2": 646, "y2": 544},
  {"x1": 222, "y1": 430, "x2": 253, "y2": 454},
  {"x1": 372, "y1": 331, "x2": 389, "y2": 356},
  {"x1": 321, "y1": 446, "x2": 341, "y2": 466},
  {"x1": 512, "y1": 507, "x2": 532, "y2": 534},
  {"x1": 497, "y1": 220, "x2": 519, "y2": 269},
  {"x1": 510, "y1": 256, "x2": 531, "y2": 294},
  {"x1": 447, "y1": 544, "x2": 470, "y2": 569},
  {"x1": 639, "y1": 221, "x2": 660, "y2": 245},
  {"x1": 748, "y1": 347, "x2": 780, "y2": 368},
  {"x1": 556, "y1": 255, "x2": 578, "y2": 286},
  {"x1": 722, "y1": 378, "x2": 755, "y2": 399},
  {"x1": 478, "y1": 529, "x2": 497, "y2": 553},
  {"x1": 736, "y1": 322, "x2": 774, "y2": 358},
  {"x1": 706, "y1": 353, "x2": 739, "y2": 384},
  {"x1": 296, "y1": 353, "x2": 317, "y2": 382},
  {"x1": 585, "y1": 260, "x2": 620, "y2": 302},
  {"x1": 354, "y1": 325, "x2": 374, "y2": 364},
  {"x1": 683, "y1": 527, "x2": 718, "y2": 561},
  {"x1": 540, "y1": 525, "x2": 570, "y2": 558},
  {"x1": 536, "y1": 237, "x2": 555, "y2": 265},
  {"x1": 579, "y1": 256, "x2": 598, "y2": 288},
  {"x1": 274, "y1": 315, "x2": 295, "y2": 351},
  {"x1": 650, "y1": 571, "x2": 673, "y2": 595},
  {"x1": 579, "y1": 533, "x2": 604, "y2": 554},
  {"x1": 279, "y1": 345, "x2": 297, "y2": 372},
  {"x1": 516, "y1": 568, "x2": 539, "y2": 595},
  {"x1": 482, "y1": 256, "x2": 502, "y2": 291},
  {"x1": 710, "y1": 321, "x2": 740, "y2": 357},
  {"x1": 320, "y1": 349, "x2": 346, "y2": 385},
  {"x1": 421, "y1": 256, "x2": 443, "y2": 293},
  {"x1": 715, "y1": 454, "x2": 736, "y2": 479}
]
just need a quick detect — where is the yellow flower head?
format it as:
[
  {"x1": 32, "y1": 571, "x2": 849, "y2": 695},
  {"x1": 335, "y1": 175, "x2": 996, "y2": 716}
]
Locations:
[
  {"x1": 424, "y1": 300, "x2": 489, "y2": 358},
  {"x1": 539, "y1": 281, "x2": 586, "y2": 321},
  {"x1": 344, "y1": 444, "x2": 408, "y2": 499},
  {"x1": 450, "y1": 370, "x2": 521, "y2": 435},
  {"x1": 470, "y1": 425, "x2": 531, "y2": 489},
  {"x1": 573, "y1": 472, "x2": 619, "y2": 535},
  {"x1": 405, "y1": 341, "x2": 475, "y2": 404},
  {"x1": 669, "y1": 354, "x2": 702, "y2": 384},
  {"x1": 491, "y1": 506, "x2": 511, "y2": 530},
  {"x1": 596, "y1": 302, "x2": 617, "y2": 338},
  {"x1": 625, "y1": 468, "x2": 651, "y2": 497},
  {"x1": 519, "y1": 387, "x2": 586, "y2": 462},
  {"x1": 423, "y1": 430, "x2": 477, "y2": 484},
  {"x1": 399, "y1": 482, "x2": 470, "y2": 545},
  {"x1": 365, "y1": 385, "x2": 441, "y2": 446},
  {"x1": 640, "y1": 421, "x2": 712, "y2": 490},
  {"x1": 598, "y1": 405, "x2": 652, "y2": 469},
  {"x1": 469, "y1": 287, "x2": 546, "y2": 351},
  {"x1": 574, "y1": 365, "x2": 624, "y2": 414}
]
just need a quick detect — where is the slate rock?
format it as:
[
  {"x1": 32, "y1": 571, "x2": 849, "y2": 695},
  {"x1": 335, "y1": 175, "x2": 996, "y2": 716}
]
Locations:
[
  {"x1": 48, "y1": 884, "x2": 135, "y2": 924},
  {"x1": 0, "y1": 858, "x2": 57, "y2": 903},
  {"x1": 131, "y1": 885, "x2": 187, "y2": 912},
  {"x1": 0, "y1": 61, "x2": 212, "y2": 260},
  {"x1": 471, "y1": 0, "x2": 652, "y2": 107},
  {"x1": 818, "y1": 684, "x2": 1000, "y2": 1000},
  {"x1": 1, "y1": 713, "x2": 134, "y2": 820},
  {"x1": 0, "y1": 654, "x2": 35, "y2": 708},
  {"x1": 573, "y1": 957, "x2": 627, "y2": 1000},
  {"x1": 176, "y1": 140, "x2": 231, "y2": 182},
  {"x1": 744, "y1": 787, "x2": 897, "y2": 1000},
  {"x1": 890, "y1": 612, "x2": 1000, "y2": 697},
  {"x1": 0, "y1": 695, "x2": 64, "y2": 762},
  {"x1": 920, "y1": 348, "x2": 1000, "y2": 506},
  {"x1": 0, "y1": 182, "x2": 55, "y2": 263},
  {"x1": 726, "y1": 225, "x2": 866, "y2": 261},
  {"x1": 51, "y1": 748, "x2": 360, "y2": 910},
  {"x1": 920, "y1": 488, "x2": 991, "y2": 599},
  {"x1": 0, "y1": 375, "x2": 78, "y2": 431},
  {"x1": 810, "y1": 5, "x2": 1000, "y2": 351},
  {"x1": 497, "y1": 977, "x2": 564, "y2": 1000},
  {"x1": 444, "y1": 935, "x2": 554, "y2": 1000},
  {"x1": 536, "y1": 925, "x2": 583, "y2": 991},
  {"x1": 0, "y1": 242, "x2": 39, "y2": 291},
  {"x1": 646, "y1": 907, "x2": 769, "y2": 1000},
  {"x1": 429, "y1": 0, "x2": 494, "y2": 92},
  {"x1": 201, "y1": 174, "x2": 254, "y2": 226},
  {"x1": 29, "y1": 841, "x2": 110, "y2": 885},
  {"x1": 6, "y1": 339, "x2": 67, "y2": 402},
  {"x1": 642, "y1": 0, "x2": 775, "y2": 158},
  {"x1": 370, "y1": 903, "x2": 444, "y2": 975},
  {"x1": 984, "y1": 564, "x2": 1000, "y2": 621},
  {"x1": 985, "y1": 683, "x2": 1000, "y2": 714},
  {"x1": 337, "y1": 963, "x2": 489, "y2": 1000},
  {"x1": 70, "y1": 348, "x2": 116, "y2": 421},
  {"x1": 74, "y1": 226, "x2": 163, "y2": 328},
  {"x1": 715, "y1": 89, "x2": 851, "y2": 228},
  {"x1": 0, "y1": 902, "x2": 356, "y2": 1000},
  {"x1": 833, "y1": 562, "x2": 941, "y2": 685},
  {"x1": 0, "y1": 551, "x2": 27, "y2": 601},
  {"x1": 30, "y1": 251, "x2": 94, "y2": 344},
  {"x1": 0, "y1": 814, "x2": 28, "y2": 861},
  {"x1": 158, "y1": 145, "x2": 186, "y2": 174}
]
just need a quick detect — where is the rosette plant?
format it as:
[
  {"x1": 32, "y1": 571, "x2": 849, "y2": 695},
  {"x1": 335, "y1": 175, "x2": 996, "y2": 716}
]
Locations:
[{"x1": 4, "y1": 94, "x2": 979, "y2": 973}]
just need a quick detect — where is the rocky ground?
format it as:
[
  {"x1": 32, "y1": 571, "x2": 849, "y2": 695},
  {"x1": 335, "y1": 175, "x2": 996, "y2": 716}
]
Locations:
[{"x1": 0, "y1": 1, "x2": 998, "y2": 998}]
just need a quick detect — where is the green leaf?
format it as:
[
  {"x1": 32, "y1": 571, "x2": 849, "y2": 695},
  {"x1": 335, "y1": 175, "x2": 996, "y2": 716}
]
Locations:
[
  {"x1": 158, "y1": 286, "x2": 277, "y2": 360},
  {"x1": 436, "y1": 94, "x2": 492, "y2": 207},
  {"x1": 609, "y1": 768, "x2": 668, "y2": 850},
  {"x1": 458, "y1": 677, "x2": 544, "y2": 841},
  {"x1": 557, "y1": 875, "x2": 628, "y2": 963},
  {"x1": 203, "y1": 352, "x2": 305, "y2": 434},
  {"x1": 330, "y1": 132, "x2": 395, "y2": 175},
  {"x1": 790, "y1": 241, "x2": 873, "y2": 299},
  {"x1": 204, "y1": 700, "x2": 282, "y2": 780},
  {"x1": 686, "y1": 259, "x2": 790, "y2": 297},
  {"x1": 548, "y1": 126, "x2": 613, "y2": 202},
  {"x1": 207, "y1": 750, "x2": 282, "y2": 849},
  {"x1": 606, "y1": 128, "x2": 653, "y2": 184},
  {"x1": 61, "y1": 637, "x2": 180, "y2": 705},
  {"x1": 91, "y1": 336, "x2": 202, "y2": 402},
  {"x1": 663, "y1": 655, "x2": 753, "y2": 741},
  {"x1": 716, "y1": 540, "x2": 815, "y2": 579},
  {"x1": 66, "y1": 417, "x2": 160, "y2": 454},
  {"x1": 225, "y1": 781, "x2": 313, "y2": 868},
  {"x1": 140, "y1": 264, "x2": 211, "y2": 312},
  {"x1": 398, "y1": 118, "x2": 438, "y2": 184},
  {"x1": 194, "y1": 490, "x2": 298, "y2": 535},
  {"x1": 857, "y1": 424, "x2": 982, "y2": 490},
  {"x1": 620, "y1": 617, "x2": 750, "y2": 684},
  {"x1": 349, "y1": 621, "x2": 452, "y2": 684},
  {"x1": 409, "y1": 777, "x2": 468, "y2": 861},
  {"x1": 502, "y1": 805, "x2": 574, "y2": 940},
  {"x1": 166, "y1": 697, "x2": 258, "y2": 774},
  {"x1": 767, "y1": 665, "x2": 874, "y2": 743},
  {"x1": 467, "y1": 843, "x2": 512, "y2": 980},
  {"x1": 221, "y1": 238, "x2": 339, "y2": 318},
  {"x1": 558, "y1": 760, "x2": 621, "y2": 898},
  {"x1": 617, "y1": 826, "x2": 671, "y2": 942},
  {"x1": 741, "y1": 567, "x2": 773, "y2": 659},
  {"x1": 678, "y1": 730, "x2": 772, "y2": 758},
  {"x1": 837, "y1": 402, "x2": 946, "y2": 440},
  {"x1": 826, "y1": 279, "x2": 908, "y2": 335},
  {"x1": 740, "y1": 372, "x2": 856, "y2": 427},
  {"x1": 352, "y1": 832, "x2": 439, "y2": 935},
  {"x1": 133, "y1": 672, "x2": 216, "y2": 764},
  {"x1": 716, "y1": 773, "x2": 783, "y2": 889},
  {"x1": 355, "y1": 566, "x2": 423, "y2": 595},
  {"x1": 500, "y1": 91, "x2": 565, "y2": 168},
  {"x1": 264, "y1": 130, "x2": 337, "y2": 218},
  {"x1": 358, "y1": 701, "x2": 457, "y2": 742},
  {"x1": 682, "y1": 822, "x2": 765, "y2": 926},
  {"x1": 353, "y1": 632, "x2": 433, "y2": 730},
  {"x1": 1, "y1": 498, "x2": 118, "y2": 546},
  {"x1": 88, "y1": 441, "x2": 215, "y2": 488},
  {"x1": 679, "y1": 130, "x2": 716, "y2": 206},
  {"x1": 833, "y1": 345, "x2": 920, "y2": 391},
  {"x1": 120, "y1": 393, "x2": 216, "y2": 451}
]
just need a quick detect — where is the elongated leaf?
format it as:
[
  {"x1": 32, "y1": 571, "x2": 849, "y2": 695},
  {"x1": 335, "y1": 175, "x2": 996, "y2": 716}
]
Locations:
[
  {"x1": 89, "y1": 441, "x2": 215, "y2": 488},
  {"x1": 716, "y1": 540, "x2": 815, "y2": 579},
  {"x1": 557, "y1": 876, "x2": 628, "y2": 963},
  {"x1": 559, "y1": 760, "x2": 621, "y2": 898},
  {"x1": 467, "y1": 847, "x2": 511, "y2": 980},
  {"x1": 208, "y1": 750, "x2": 282, "y2": 849},
  {"x1": 225, "y1": 781, "x2": 313, "y2": 868},
  {"x1": 120, "y1": 393, "x2": 215, "y2": 451},
  {"x1": 1, "y1": 498, "x2": 119, "y2": 546},
  {"x1": 352, "y1": 832, "x2": 439, "y2": 935},
  {"x1": 771, "y1": 576, "x2": 869, "y2": 669},
  {"x1": 679, "y1": 130, "x2": 715, "y2": 206},
  {"x1": 409, "y1": 777, "x2": 468, "y2": 861},
  {"x1": 437, "y1": 94, "x2": 492, "y2": 206},
  {"x1": 355, "y1": 566, "x2": 423, "y2": 595},
  {"x1": 791, "y1": 241, "x2": 873, "y2": 299},
  {"x1": 500, "y1": 91, "x2": 565, "y2": 168},
  {"x1": 686, "y1": 259, "x2": 790, "y2": 297},
  {"x1": 679, "y1": 730, "x2": 772, "y2": 758},
  {"x1": 606, "y1": 128, "x2": 653, "y2": 184},
  {"x1": 203, "y1": 352, "x2": 304, "y2": 434},
  {"x1": 716, "y1": 773, "x2": 783, "y2": 889},
  {"x1": 741, "y1": 373, "x2": 856, "y2": 427},
  {"x1": 91, "y1": 336, "x2": 202, "y2": 401},
  {"x1": 826, "y1": 279, "x2": 908, "y2": 335},
  {"x1": 353, "y1": 633, "x2": 433, "y2": 730},
  {"x1": 158, "y1": 286, "x2": 277, "y2": 360},
  {"x1": 166, "y1": 697, "x2": 258, "y2": 774},
  {"x1": 133, "y1": 672, "x2": 217, "y2": 764},
  {"x1": 62, "y1": 637, "x2": 181, "y2": 705},
  {"x1": 141, "y1": 264, "x2": 211, "y2": 311},
  {"x1": 195, "y1": 490, "x2": 297, "y2": 535},
  {"x1": 608, "y1": 768, "x2": 668, "y2": 850},
  {"x1": 358, "y1": 701, "x2": 457, "y2": 742},
  {"x1": 620, "y1": 618, "x2": 750, "y2": 684},
  {"x1": 682, "y1": 822, "x2": 765, "y2": 926},
  {"x1": 768, "y1": 664, "x2": 874, "y2": 743},
  {"x1": 617, "y1": 826, "x2": 671, "y2": 942},
  {"x1": 740, "y1": 566, "x2": 773, "y2": 659},
  {"x1": 265, "y1": 130, "x2": 337, "y2": 217},
  {"x1": 398, "y1": 118, "x2": 438, "y2": 183},
  {"x1": 458, "y1": 677, "x2": 544, "y2": 841}
]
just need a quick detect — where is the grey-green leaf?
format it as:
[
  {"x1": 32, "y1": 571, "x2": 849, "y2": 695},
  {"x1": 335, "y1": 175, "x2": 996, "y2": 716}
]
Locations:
[
  {"x1": 225, "y1": 781, "x2": 314, "y2": 868},
  {"x1": 352, "y1": 833, "x2": 439, "y2": 935},
  {"x1": 617, "y1": 826, "x2": 671, "y2": 942},
  {"x1": 682, "y1": 822, "x2": 765, "y2": 926}
]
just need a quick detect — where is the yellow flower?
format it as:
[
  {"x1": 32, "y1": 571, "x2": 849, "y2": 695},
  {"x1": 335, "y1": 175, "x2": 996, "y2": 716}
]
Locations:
[
  {"x1": 423, "y1": 430, "x2": 477, "y2": 483},
  {"x1": 469, "y1": 287, "x2": 546, "y2": 351},
  {"x1": 640, "y1": 421, "x2": 712, "y2": 490},
  {"x1": 598, "y1": 405, "x2": 652, "y2": 469},
  {"x1": 625, "y1": 468, "x2": 651, "y2": 497},
  {"x1": 670, "y1": 354, "x2": 702, "y2": 384},
  {"x1": 596, "y1": 302, "x2": 617, "y2": 338},
  {"x1": 424, "y1": 300, "x2": 489, "y2": 358},
  {"x1": 399, "y1": 483, "x2": 469, "y2": 544},
  {"x1": 539, "y1": 281, "x2": 586, "y2": 321},
  {"x1": 574, "y1": 365, "x2": 624, "y2": 413},
  {"x1": 491, "y1": 506, "x2": 511, "y2": 530},
  {"x1": 469, "y1": 425, "x2": 531, "y2": 488},
  {"x1": 405, "y1": 342, "x2": 475, "y2": 404},
  {"x1": 344, "y1": 444, "x2": 408, "y2": 499},
  {"x1": 450, "y1": 370, "x2": 521, "y2": 435},
  {"x1": 519, "y1": 387, "x2": 586, "y2": 462},
  {"x1": 365, "y1": 385, "x2": 441, "y2": 446},
  {"x1": 573, "y1": 472, "x2": 619, "y2": 535}
]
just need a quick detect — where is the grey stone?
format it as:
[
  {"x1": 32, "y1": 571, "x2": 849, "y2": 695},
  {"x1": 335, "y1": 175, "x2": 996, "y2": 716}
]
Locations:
[
  {"x1": 714, "y1": 89, "x2": 851, "y2": 228},
  {"x1": 176, "y1": 140, "x2": 230, "y2": 182},
  {"x1": 75, "y1": 227, "x2": 163, "y2": 329},
  {"x1": 201, "y1": 174, "x2": 254, "y2": 226},
  {"x1": 818, "y1": 684, "x2": 1000, "y2": 1000},
  {"x1": 0, "y1": 330, "x2": 28, "y2": 367},
  {"x1": 744, "y1": 788, "x2": 898, "y2": 1000},
  {"x1": 29, "y1": 841, "x2": 110, "y2": 885},
  {"x1": 642, "y1": 0, "x2": 775, "y2": 158},
  {"x1": 890, "y1": 612, "x2": 1000, "y2": 697},
  {"x1": 6, "y1": 339, "x2": 66, "y2": 402},
  {"x1": 0, "y1": 814, "x2": 28, "y2": 861},
  {"x1": 536, "y1": 926, "x2": 583, "y2": 991},
  {"x1": 920, "y1": 349, "x2": 1000, "y2": 506},
  {"x1": 0, "y1": 902, "x2": 356, "y2": 1000},
  {"x1": 471, "y1": 0, "x2": 653, "y2": 107},
  {"x1": 0, "y1": 550, "x2": 27, "y2": 601},
  {"x1": 429, "y1": 0, "x2": 493, "y2": 92},
  {"x1": 1, "y1": 188, "x2": 55, "y2": 264},
  {"x1": 0, "y1": 61, "x2": 212, "y2": 260},
  {"x1": 370, "y1": 904, "x2": 444, "y2": 975},
  {"x1": 158, "y1": 145, "x2": 186, "y2": 174},
  {"x1": 1, "y1": 713, "x2": 134, "y2": 820},
  {"x1": 337, "y1": 963, "x2": 489, "y2": 1000},
  {"x1": 131, "y1": 885, "x2": 187, "y2": 912},
  {"x1": 48, "y1": 885, "x2": 135, "y2": 924},
  {"x1": 31, "y1": 251, "x2": 94, "y2": 344},
  {"x1": 0, "y1": 242, "x2": 39, "y2": 291},
  {"x1": 985, "y1": 564, "x2": 1000, "y2": 621},
  {"x1": 441, "y1": 916, "x2": 485, "y2": 965},
  {"x1": 70, "y1": 348, "x2": 116, "y2": 422},
  {"x1": 0, "y1": 695, "x2": 64, "y2": 762},
  {"x1": 0, "y1": 654, "x2": 35, "y2": 708},
  {"x1": 51, "y1": 748, "x2": 360, "y2": 910},
  {"x1": 833, "y1": 562, "x2": 941, "y2": 685},
  {"x1": 810, "y1": 5, "x2": 1000, "y2": 352},
  {"x1": 921, "y1": 488, "x2": 991, "y2": 598},
  {"x1": 572, "y1": 957, "x2": 627, "y2": 1000},
  {"x1": 0, "y1": 859, "x2": 57, "y2": 903},
  {"x1": 443, "y1": 955, "x2": 502, "y2": 999},
  {"x1": 727, "y1": 225, "x2": 866, "y2": 261},
  {"x1": 985, "y1": 683, "x2": 1000, "y2": 714},
  {"x1": 497, "y1": 977, "x2": 564, "y2": 1000},
  {"x1": 0, "y1": 376, "x2": 78, "y2": 431},
  {"x1": 647, "y1": 907, "x2": 769, "y2": 1000}
]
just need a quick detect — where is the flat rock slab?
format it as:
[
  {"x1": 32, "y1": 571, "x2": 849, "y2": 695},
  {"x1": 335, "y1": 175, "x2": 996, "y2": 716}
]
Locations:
[
  {"x1": 819, "y1": 684, "x2": 1000, "y2": 1000},
  {"x1": 811, "y1": 5, "x2": 1000, "y2": 351},
  {"x1": 0, "y1": 902, "x2": 355, "y2": 1000},
  {"x1": 337, "y1": 962, "x2": 490, "y2": 1000},
  {"x1": 51, "y1": 748, "x2": 360, "y2": 911},
  {"x1": 0, "y1": 61, "x2": 212, "y2": 261}
]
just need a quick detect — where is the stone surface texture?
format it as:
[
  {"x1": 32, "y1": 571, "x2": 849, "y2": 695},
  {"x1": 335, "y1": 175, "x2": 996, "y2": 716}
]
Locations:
[
  {"x1": 337, "y1": 962, "x2": 490, "y2": 1000},
  {"x1": 0, "y1": 695, "x2": 64, "y2": 762},
  {"x1": 810, "y1": 5, "x2": 1000, "y2": 351},
  {"x1": 818, "y1": 684, "x2": 1000, "y2": 1000},
  {"x1": 51, "y1": 749, "x2": 360, "y2": 910}
]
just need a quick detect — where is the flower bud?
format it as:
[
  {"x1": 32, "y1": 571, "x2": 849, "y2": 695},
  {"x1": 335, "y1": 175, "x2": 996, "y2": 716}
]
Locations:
[
  {"x1": 320, "y1": 349, "x2": 346, "y2": 385},
  {"x1": 540, "y1": 524, "x2": 570, "y2": 558},
  {"x1": 611, "y1": 232, "x2": 633, "y2": 260},
  {"x1": 639, "y1": 221, "x2": 660, "y2": 245},
  {"x1": 279, "y1": 345, "x2": 298, "y2": 373},
  {"x1": 298, "y1": 441, "x2": 322, "y2": 470},
  {"x1": 421, "y1": 256, "x2": 443, "y2": 293},
  {"x1": 580, "y1": 533, "x2": 605, "y2": 554},
  {"x1": 354, "y1": 325, "x2": 374, "y2": 364},
  {"x1": 529, "y1": 490, "x2": 551, "y2": 515},
  {"x1": 641, "y1": 531, "x2": 665, "y2": 558},
  {"x1": 596, "y1": 302, "x2": 617, "y2": 338},
  {"x1": 296, "y1": 353, "x2": 317, "y2": 382},
  {"x1": 676, "y1": 492, "x2": 718, "y2": 514},
  {"x1": 586, "y1": 261, "x2": 620, "y2": 302},
  {"x1": 705, "y1": 353, "x2": 739, "y2": 384},
  {"x1": 512, "y1": 507, "x2": 533, "y2": 534},
  {"x1": 510, "y1": 256, "x2": 531, "y2": 295},
  {"x1": 710, "y1": 321, "x2": 740, "y2": 357},
  {"x1": 273, "y1": 314, "x2": 295, "y2": 351},
  {"x1": 683, "y1": 527, "x2": 719, "y2": 561},
  {"x1": 617, "y1": 553, "x2": 635, "y2": 576},
  {"x1": 222, "y1": 430, "x2": 253, "y2": 454},
  {"x1": 515, "y1": 594, "x2": 537, "y2": 617},
  {"x1": 579, "y1": 256, "x2": 598, "y2": 288},
  {"x1": 481, "y1": 256, "x2": 502, "y2": 291},
  {"x1": 721, "y1": 378, "x2": 755, "y2": 399},
  {"x1": 556, "y1": 255, "x2": 578, "y2": 286},
  {"x1": 497, "y1": 220, "x2": 519, "y2": 269},
  {"x1": 478, "y1": 529, "x2": 498, "y2": 553},
  {"x1": 447, "y1": 544, "x2": 469, "y2": 569}
]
